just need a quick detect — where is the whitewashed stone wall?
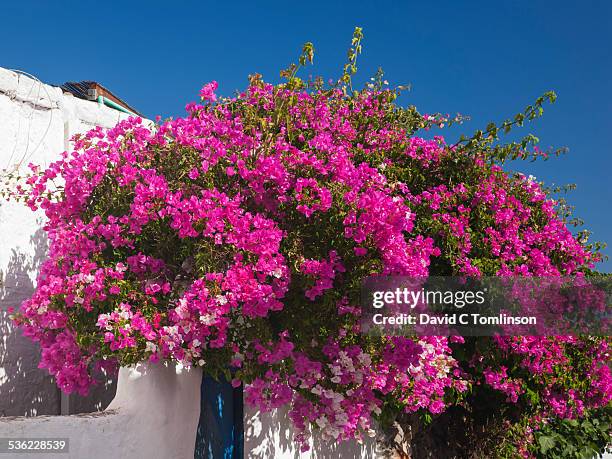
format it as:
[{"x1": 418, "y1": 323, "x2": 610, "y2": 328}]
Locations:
[
  {"x1": 0, "y1": 362, "x2": 203, "y2": 459},
  {"x1": 0, "y1": 67, "x2": 134, "y2": 416}
]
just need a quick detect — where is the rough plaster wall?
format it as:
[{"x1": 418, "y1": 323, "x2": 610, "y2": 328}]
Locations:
[
  {"x1": 0, "y1": 67, "x2": 131, "y2": 417},
  {"x1": 0, "y1": 363, "x2": 203, "y2": 459}
]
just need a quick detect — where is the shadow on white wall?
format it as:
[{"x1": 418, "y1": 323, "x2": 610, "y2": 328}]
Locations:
[
  {"x1": 245, "y1": 404, "x2": 385, "y2": 459},
  {"x1": 0, "y1": 226, "x2": 57, "y2": 416}
]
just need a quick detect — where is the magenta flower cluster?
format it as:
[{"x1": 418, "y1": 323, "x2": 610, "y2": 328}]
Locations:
[{"x1": 9, "y1": 75, "x2": 609, "y2": 454}]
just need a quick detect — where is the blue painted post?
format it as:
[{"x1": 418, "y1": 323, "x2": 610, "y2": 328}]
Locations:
[{"x1": 194, "y1": 375, "x2": 244, "y2": 459}]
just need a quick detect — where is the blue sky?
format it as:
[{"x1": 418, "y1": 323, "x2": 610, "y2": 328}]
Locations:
[{"x1": 1, "y1": 1, "x2": 610, "y2": 271}]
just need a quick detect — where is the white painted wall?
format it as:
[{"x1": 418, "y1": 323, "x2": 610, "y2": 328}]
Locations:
[
  {"x1": 0, "y1": 67, "x2": 135, "y2": 416},
  {"x1": 0, "y1": 362, "x2": 203, "y2": 459}
]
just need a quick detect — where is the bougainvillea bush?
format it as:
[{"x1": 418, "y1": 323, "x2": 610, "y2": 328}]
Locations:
[{"x1": 6, "y1": 30, "x2": 611, "y2": 458}]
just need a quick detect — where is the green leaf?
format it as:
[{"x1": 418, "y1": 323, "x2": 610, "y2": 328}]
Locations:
[{"x1": 538, "y1": 435, "x2": 556, "y2": 454}]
